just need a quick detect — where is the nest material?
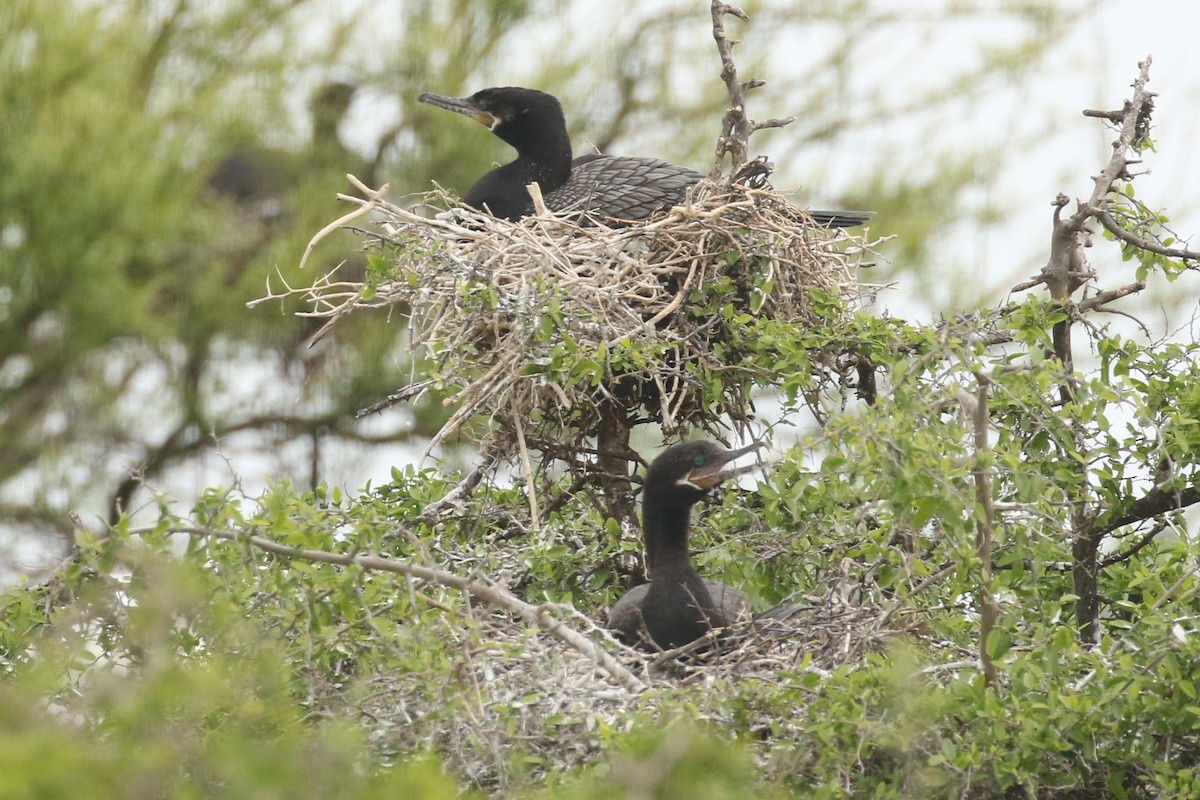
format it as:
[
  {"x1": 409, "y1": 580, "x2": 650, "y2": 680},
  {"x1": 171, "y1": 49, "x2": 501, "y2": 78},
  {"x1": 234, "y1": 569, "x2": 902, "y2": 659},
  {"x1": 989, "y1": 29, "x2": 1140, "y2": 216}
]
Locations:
[
  {"x1": 285, "y1": 180, "x2": 875, "y2": 454},
  {"x1": 355, "y1": 577, "x2": 922, "y2": 793}
]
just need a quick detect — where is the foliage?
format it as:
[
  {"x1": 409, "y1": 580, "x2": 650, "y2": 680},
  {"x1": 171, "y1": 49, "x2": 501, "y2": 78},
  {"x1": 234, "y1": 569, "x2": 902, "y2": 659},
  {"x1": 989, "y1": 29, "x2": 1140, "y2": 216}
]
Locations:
[
  {"x1": 4, "y1": 394, "x2": 1200, "y2": 798},
  {"x1": 0, "y1": 543, "x2": 466, "y2": 800},
  {"x1": 4, "y1": 2, "x2": 1198, "y2": 799},
  {"x1": 0, "y1": 0, "x2": 426, "y2": 556},
  {"x1": 6, "y1": 205, "x2": 1200, "y2": 795}
]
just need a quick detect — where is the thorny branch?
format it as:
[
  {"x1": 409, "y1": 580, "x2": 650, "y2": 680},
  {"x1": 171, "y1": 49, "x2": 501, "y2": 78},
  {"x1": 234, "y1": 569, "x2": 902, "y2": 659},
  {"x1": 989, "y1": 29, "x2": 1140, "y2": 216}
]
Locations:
[
  {"x1": 1018, "y1": 57, "x2": 1163, "y2": 303},
  {"x1": 709, "y1": 1, "x2": 795, "y2": 179}
]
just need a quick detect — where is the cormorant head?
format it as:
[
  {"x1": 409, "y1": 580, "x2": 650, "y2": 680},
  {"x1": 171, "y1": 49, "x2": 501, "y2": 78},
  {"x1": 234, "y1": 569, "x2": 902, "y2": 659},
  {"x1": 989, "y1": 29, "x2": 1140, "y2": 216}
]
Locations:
[
  {"x1": 418, "y1": 87, "x2": 567, "y2": 154},
  {"x1": 644, "y1": 440, "x2": 763, "y2": 506},
  {"x1": 311, "y1": 81, "x2": 358, "y2": 118}
]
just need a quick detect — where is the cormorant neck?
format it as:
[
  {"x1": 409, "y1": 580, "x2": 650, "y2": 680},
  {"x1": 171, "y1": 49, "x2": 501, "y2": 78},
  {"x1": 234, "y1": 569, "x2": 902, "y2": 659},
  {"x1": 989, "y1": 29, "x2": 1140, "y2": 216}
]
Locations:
[
  {"x1": 643, "y1": 497, "x2": 698, "y2": 579},
  {"x1": 509, "y1": 126, "x2": 572, "y2": 191},
  {"x1": 310, "y1": 122, "x2": 349, "y2": 166},
  {"x1": 466, "y1": 123, "x2": 573, "y2": 220},
  {"x1": 312, "y1": 117, "x2": 341, "y2": 149}
]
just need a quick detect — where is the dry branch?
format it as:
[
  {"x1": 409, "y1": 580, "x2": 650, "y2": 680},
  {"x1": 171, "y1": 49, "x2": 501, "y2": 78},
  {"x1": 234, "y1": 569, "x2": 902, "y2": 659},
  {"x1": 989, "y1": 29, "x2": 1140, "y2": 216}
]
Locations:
[{"x1": 709, "y1": 0, "x2": 794, "y2": 178}]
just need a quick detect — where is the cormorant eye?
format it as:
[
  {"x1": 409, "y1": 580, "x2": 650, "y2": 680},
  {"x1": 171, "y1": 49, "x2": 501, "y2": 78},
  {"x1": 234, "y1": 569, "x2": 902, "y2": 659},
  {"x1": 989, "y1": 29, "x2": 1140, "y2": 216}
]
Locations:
[{"x1": 693, "y1": 455, "x2": 706, "y2": 467}]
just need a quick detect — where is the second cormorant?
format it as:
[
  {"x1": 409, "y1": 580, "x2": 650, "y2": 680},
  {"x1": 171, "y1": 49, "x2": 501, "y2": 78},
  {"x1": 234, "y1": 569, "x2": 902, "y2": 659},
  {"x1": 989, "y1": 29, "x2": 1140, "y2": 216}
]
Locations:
[
  {"x1": 608, "y1": 440, "x2": 761, "y2": 650},
  {"x1": 418, "y1": 86, "x2": 870, "y2": 226}
]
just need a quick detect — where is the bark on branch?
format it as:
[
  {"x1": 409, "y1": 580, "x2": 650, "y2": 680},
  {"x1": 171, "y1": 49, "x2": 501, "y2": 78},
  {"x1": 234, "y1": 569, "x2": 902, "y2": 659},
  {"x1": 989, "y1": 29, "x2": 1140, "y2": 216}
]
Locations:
[
  {"x1": 1035, "y1": 57, "x2": 1157, "y2": 646},
  {"x1": 708, "y1": 1, "x2": 794, "y2": 180},
  {"x1": 964, "y1": 377, "x2": 999, "y2": 691}
]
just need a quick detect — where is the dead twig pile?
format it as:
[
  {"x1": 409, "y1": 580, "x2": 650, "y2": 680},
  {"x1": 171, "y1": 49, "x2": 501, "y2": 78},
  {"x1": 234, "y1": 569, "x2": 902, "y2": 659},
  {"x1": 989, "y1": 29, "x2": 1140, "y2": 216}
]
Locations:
[
  {"x1": 259, "y1": 177, "x2": 878, "y2": 458},
  {"x1": 353, "y1": 572, "x2": 926, "y2": 792}
]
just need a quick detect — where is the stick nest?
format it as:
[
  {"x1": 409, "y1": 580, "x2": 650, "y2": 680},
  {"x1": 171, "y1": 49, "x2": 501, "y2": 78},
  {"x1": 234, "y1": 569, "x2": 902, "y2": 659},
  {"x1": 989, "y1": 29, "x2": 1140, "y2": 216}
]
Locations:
[
  {"x1": 355, "y1": 572, "x2": 934, "y2": 793},
  {"x1": 277, "y1": 179, "x2": 877, "y2": 453}
]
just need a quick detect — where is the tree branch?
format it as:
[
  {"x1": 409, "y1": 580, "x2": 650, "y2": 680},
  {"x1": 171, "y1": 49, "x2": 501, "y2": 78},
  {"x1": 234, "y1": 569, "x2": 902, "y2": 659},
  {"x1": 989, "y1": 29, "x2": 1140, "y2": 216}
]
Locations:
[
  {"x1": 1097, "y1": 485, "x2": 1200, "y2": 537},
  {"x1": 1097, "y1": 210, "x2": 1200, "y2": 264},
  {"x1": 964, "y1": 377, "x2": 999, "y2": 690},
  {"x1": 1077, "y1": 280, "x2": 1147, "y2": 311},
  {"x1": 110, "y1": 410, "x2": 415, "y2": 523},
  {"x1": 1029, "y1": 57, "x2": 1160, "y2": 646},
  {"x1": 708, "y1": 1, "x2": 793, "y2": 180},
  {"x1": 163, "y1": 524, "x2": 645, "y2": 692},
  {"x1": 1099, "y1": 520, "x2": 1169, "y2": 569},
  {"x1": 1067, "y1": 58, "x2": 1156, "y2": 236}
]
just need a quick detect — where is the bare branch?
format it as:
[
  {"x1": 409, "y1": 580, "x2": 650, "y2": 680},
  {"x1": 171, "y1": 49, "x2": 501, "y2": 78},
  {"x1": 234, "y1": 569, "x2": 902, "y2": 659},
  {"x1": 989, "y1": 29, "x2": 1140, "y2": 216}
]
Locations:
[
  {"x1": 708, "y1": 1, "x2": 793, "y2": 179},
  {"x1": 1077, "y1": 281, "x2": 1146, "y2": 312},
  {"x1": 1074, "y1": 57, "x2": 1155, "y2": 228},
  {"x1": 357, "y1": 380, "x2": 436, "y2": 418},
  {"x1": 1034, "y1": 57, "x2": 1157, "y2": 303},
  {"x1": 110, "y1": 410, "x2": 414, "y2": 523}
]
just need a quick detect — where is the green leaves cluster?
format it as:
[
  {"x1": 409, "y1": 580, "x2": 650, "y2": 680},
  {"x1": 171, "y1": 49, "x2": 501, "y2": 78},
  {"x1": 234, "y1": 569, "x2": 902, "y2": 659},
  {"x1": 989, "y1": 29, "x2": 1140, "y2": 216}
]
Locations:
[
  {"x1": 0, "y1": 0, "x2": 423, "y2": 540},
  {"x1": 3, "y1": 2, "x2": 1200, "y2": 796},
  {"x1": 7, "y1": 226, "x2": 1200, "y2": 796}
]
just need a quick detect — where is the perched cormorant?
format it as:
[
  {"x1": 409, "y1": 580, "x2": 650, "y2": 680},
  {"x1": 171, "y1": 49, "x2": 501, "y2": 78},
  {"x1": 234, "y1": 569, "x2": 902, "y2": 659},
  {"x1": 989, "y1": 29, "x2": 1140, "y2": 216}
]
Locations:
[
  {"x1": 418, "y1": 86, "x2": 871, "y2": 226},
  {"x1": 608, "y1": 440, "x2": 762, "y2": 650},
  {"x1": 208, "y1": 81, "x2": 360, "y2": 214}
]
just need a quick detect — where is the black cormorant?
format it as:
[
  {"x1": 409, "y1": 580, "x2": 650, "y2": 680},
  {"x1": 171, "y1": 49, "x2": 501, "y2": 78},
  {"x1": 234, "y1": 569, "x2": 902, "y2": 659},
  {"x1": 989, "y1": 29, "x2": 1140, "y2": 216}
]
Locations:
[
  {"x1": 418, "y1": 86, "x2": 870, "y2": 226},
  {"x1": 608, "y1": 440, "x2": 762, "y2": 650},
  {"x1": 208, "y1": 81, "x2": 360, "y2": 215}
]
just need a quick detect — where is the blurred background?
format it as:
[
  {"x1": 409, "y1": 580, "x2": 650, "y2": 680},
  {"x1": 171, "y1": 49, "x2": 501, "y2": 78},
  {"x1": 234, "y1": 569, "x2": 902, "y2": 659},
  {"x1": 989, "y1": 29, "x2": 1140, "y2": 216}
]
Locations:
[{"x1": 2, "y1": 0, "x2": 1196, "y2": 581}]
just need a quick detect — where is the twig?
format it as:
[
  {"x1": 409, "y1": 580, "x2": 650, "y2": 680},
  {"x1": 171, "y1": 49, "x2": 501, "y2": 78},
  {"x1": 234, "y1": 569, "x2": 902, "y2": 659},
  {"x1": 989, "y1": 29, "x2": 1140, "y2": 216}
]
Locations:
[
  {"x1": 1099, "y1": 520, "x2": 1169, "y2": 568},
  {"x1": 412, "y1": 451, "x2": 497, "y2": 527},
  {"x1": 297, "y1": 176, "x2": 390, "y2": 271},
  {"x1": 963, "y1": 377, "x2": 999, "y2": 691},
  {"x1": 357, "y1": 380, "x2": 436, "y2": 418},
  {"x1": 1097, "y1": 210, "x2": 1200, "y2": 264},
  {"x1": 512, "y1": 408, "x2": 540, "y2": 532},
  {"x1": 708, "y1": 1, "x2": 793, "y2": 179}
]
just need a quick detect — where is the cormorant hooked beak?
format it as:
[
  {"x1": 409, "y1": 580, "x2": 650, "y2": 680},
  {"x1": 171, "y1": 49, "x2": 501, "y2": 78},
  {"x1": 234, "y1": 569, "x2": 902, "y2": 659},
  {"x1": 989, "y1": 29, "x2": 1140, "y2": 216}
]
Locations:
[
  {"x1": 418, "y1": 92, "x2": 496, "y2": 129},
  {"x1": 684, "y1": 441, "x2": 764, "y2": 491}
]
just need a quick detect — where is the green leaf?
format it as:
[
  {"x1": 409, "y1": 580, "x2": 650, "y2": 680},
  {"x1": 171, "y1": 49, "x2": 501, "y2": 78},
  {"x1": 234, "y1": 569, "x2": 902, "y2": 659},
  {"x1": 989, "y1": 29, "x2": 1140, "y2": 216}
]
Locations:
[{"x1": 985, "y1": 628, "x2": 1013, "y2": 659}]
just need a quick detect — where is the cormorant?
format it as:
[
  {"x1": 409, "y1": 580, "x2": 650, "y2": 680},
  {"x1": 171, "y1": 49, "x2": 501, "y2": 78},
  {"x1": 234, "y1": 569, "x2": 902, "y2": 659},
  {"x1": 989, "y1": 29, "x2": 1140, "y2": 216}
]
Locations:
[
  {"x1": 208, "y1": 81, "x2": 360, "y2": 216},
  {"x1": 608, "y1": 440, "x2": 762, "y2": 650},
  {"x1": 418, "y1": 86, "x2": 871, "y2": 226}
]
